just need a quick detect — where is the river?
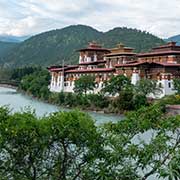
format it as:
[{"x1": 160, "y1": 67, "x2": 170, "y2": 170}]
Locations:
[{"x1": 0, "y1": 86, "x2": 122, "y2": 124}]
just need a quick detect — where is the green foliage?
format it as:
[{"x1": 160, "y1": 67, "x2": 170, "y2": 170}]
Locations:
[
  {"x1": 1, "y1": 25, "x2": 165, "y2": 67},
  {"x1": 102, "y1": 75, "x2": 131, "y2": 95},
  {"x1": 20, "y1": 69, "x2": 50, "y2": 100},
  {"x1": 100, "y1": 27, "x2": 165, "y2": 52},
  {"x1": 45, "y1": 110, "x2": 104, "y2": 179},
  {"x1": 74, "y1": 75, "x2": 96, "y2": 94},
  {"x1": 0, "y1": 108, "x2": 50, "y2": 179},
  {"x1": 135, "y1": 79, "x2": 161, "y2": 96},
  {"x1": 0, "y1": 41, "x2": 18, "y2": 64},
  {"x1": 0, "y1": 108, "x2": 104, "y2": 179},
  {"x1": 49, "y1": 92, "x2": 109, "y2": 110},
  {"x1": 102, "y1": 76, "x2": 151, "y2": 112},
  {"x1": 0, "y1": 101, "x2": 179, "y2": 179},
  {"x1": 156, "y1": 94, "x2": 180, "y2": 110},
  {"x1": 132, "y1": 94, "x2": 148, "y2": 109},
  {"x1": 10, "y1": 66, "x2": 41, "y2": 81},
  {"x1": 0, "y1": 68, "x2": 12, "y2": 80},
  {"x1": 86, "y1": 93, "x2": 109, "y2": 109},
  {"x1": 113, "y1": 87, "x2": 134, "y2": 111},
  {"x1": 173, "y1": 78, "x2": 180, "y2": 94},
  {"x1": 103, "y1": 104, "x2": 180, "y2": 180}
]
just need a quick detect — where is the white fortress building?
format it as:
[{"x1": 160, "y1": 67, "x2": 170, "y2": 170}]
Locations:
[{"x1": 48, "y1": 42, "x2": 180, "y2": 97}]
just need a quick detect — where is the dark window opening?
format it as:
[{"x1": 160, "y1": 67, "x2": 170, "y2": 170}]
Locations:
[{"x1": 168, "y1": 82, "x2": 171, "y2": 88}]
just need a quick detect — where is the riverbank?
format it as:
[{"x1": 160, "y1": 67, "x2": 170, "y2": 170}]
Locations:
[
  {"x1": 0, "y1": 83, "x2": 119, "y2": 115},
  {"x1": 0, "y1": 86, "x2": 121, "y2": 123},
  {"x1": 0, "y1": 83, "x2": 18, "y2": 89},
  {"x1": 18, "y1": 88, "x2": 121, "y2": 116}
]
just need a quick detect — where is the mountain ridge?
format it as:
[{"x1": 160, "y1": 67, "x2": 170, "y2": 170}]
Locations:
[
  {"x1": 0, "y1": 35, "x2": 30, "y2": 43},
  {"x1": 166, "y1": 34, "x2": 180, "y2": 45},
  {"x1": 0, "y1": 25, "x2": 165, "y2": 67}
]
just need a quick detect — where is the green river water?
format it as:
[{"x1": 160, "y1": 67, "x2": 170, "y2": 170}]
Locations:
[{"x1": 0, "y1": 86, "x2": 122, "y2": 124}]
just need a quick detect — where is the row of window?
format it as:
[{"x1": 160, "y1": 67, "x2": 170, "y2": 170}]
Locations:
[{"x1": 158, "y1": 82, "x2": 172, "y2": 88}]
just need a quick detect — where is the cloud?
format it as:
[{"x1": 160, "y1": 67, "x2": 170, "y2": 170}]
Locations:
[{"x1": 0, "y1": 0, "x2": 180, "y2": 38}]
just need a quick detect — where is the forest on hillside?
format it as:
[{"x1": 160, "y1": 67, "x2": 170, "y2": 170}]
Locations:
[
  {"x1": 0, "y1": 41, "x2": 18, "y2": 63},
  {"x1": 0, "y1": 25, "x2": 165, "y2": 67}
]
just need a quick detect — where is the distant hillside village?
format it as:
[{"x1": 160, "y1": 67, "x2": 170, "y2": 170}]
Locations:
[{"x1": 48, "y1": 41, "x2": 180, "y2": 98}]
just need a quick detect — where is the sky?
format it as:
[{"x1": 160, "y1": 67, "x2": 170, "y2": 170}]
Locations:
[{"x1": 0, "y1": 0, "x2": 180, "y2": 38}]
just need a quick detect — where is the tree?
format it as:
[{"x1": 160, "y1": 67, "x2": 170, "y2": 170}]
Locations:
[
  {"x1": 74, "y1": 75, "x2": 96, "y2": 95},
  {"x1": 173, "y1": 78, "x2": 180, "y2": 94},
  {"x1": 10, "y1": 66, "x2": 41, "y2": 81},
  {"x1": 0, "y1": 108, "x2": 51, "y2": 180},
  {"x1": 0, "y1": 105, "x2": 179, "y2": 179},
  {"x1": 135, "y1": 79, "x2": 161, "y2": 96},
  {"x1": 102, "y1": 104, "x2": 180, "y2": 180},
  {"x1": 20, "y1": 69, "x2": 50, "y2": 99},
  {"x1": 0, "y1": 108, "x2": 104, "y2": 180},
  {"x1": 42, "y1": 110, "x2": 104, "y2": 180},
  {"x1": 132, "y1": 93, "x2": 148, "y2": 110},
  {"x1": 113, "y1": 87, "x2": 134, "y2": 111},
  {"x1": 102, "y1": 75, "x2": 131, "y2": 96}
]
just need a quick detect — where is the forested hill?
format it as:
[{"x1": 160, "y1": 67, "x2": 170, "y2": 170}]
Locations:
[
  {"x1": 3, "y1": 25, "x2": 165, "y2": 67},
  {"x1": 0, "y1": 41, "x2": 18, "y2": 63},
  {"x1": 100, "y1": 27, "x2": 165, "y2": 52}
]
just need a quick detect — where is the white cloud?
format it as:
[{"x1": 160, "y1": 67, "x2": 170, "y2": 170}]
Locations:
[{"x1": 0, "y1": 0, "x2": 180, "y2": 38}]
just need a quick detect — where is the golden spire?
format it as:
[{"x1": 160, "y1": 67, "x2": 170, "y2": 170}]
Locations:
[{"x1": 117, "y1": 43, "x2": 124, "y2": 48}]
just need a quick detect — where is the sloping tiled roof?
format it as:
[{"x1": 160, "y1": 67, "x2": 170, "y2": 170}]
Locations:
[
  {"x1": 66, "y1": 68, "x2": 115, "y2": 73},
  {"x1": 115, "y1": 61, "x2": 147, "y2": 67},
  {"x1": 138, "y1": 50, "x2": 180, "y2": 57},
  {"x1": 48, "y1": 65, "x2": 78, "y2": 72},
  {"x1": 105, "y1": 52, "x2": 136, "y2": 57},
  {"x1": 115, "y1": 61, "x2": 180, "y2": 67},
  {"x1": 79, "y1": 60, "x2": 106, "y2": 65}
]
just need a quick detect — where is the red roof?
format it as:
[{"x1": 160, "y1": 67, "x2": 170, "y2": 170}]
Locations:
[
  {"x1": 78, "y1": 47, "x2": 110, "y2": 52},
  {"x1": 154, "y1": 62, "x2": 180, "y2": 67},
  {"x1": 152, "y1": 42, "x2": 178, "y2": 49},
  {"x1": 48, "y1": 65, "x2": 78, "y2": 72},
  {"x1": 105, "y1": 52, "x2": 136, "y2": 57},
  {"x1": 138, "y1": 50, "x2": 180, "y2": 57},
  {"x1": 115, "y1": 62, "x2": 146, "y2": 67},
  {"x1": 66, "y1": 68, "x2": 115, "y2": 73},
  {"x1": 49, "y1": 68, "x2": 63, "y2": 72},
  {"x1": 77, "y1": 42, "x2": 110, "y2": 52},
  {"x1": 115, "y1": 61, "x2": 180, "y2": 68},
  {"x1": 79, "y1": 60, "x2": 106, "y2": 65}
]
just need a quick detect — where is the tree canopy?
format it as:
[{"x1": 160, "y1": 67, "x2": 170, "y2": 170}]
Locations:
[
  {"x1": 20, "y1": 69, "x2": 50, "y2": 99},
  {"x1": 74, "y1": 75, "x2": 96, "y2": 94},
  {"x1": 0, "y1": 103, "x2": 179, "y2": 179},
  {"x1": 135, "y1": 79, "x2": 162, "y2": 96},
  {"x1": 173, "y1": 78, "x2": 180, "y2": 94},
  {"x1": 102, "y1": 75, "x2": 131, "y2": 95},
  {"x1": 0, "y1": 108, "x2": 104, "y2": 180}
]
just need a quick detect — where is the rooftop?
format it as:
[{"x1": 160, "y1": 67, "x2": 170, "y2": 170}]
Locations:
[
  {"x1": 138, "y1": 50, "x2": 180, "y2": 57},
  {"x1": 66, "y1": 68, "x2": 115, "y2": 73},
  {"x1": 115, "y1": 61, "x2": 180, "y2": 67},
  {"x1": 79, "y1": 60, "x2": 106, "y2": 65},
  {"x1": 77, "y1": 42, "x2": 110, "y2": 52},
  {"x1": 48, "y1": 65, "x2": 78, "y2": 72},
  {"x1": 138, "y1": 42, "x2": 180, "y2": 57}
]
